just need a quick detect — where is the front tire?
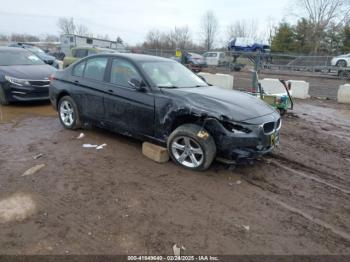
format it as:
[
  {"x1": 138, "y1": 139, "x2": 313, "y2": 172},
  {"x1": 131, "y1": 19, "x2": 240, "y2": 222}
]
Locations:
[
  {"x1": 0, "y1": 86, "x2": 9, "y2": 105},
  {"x1": 336, "y1": 60, "x2": 347, "y2": 68},
  {"x1": 167, "y1": 124, "x2": 216, "y2": 171},
  {"x1": 58, "y1": 96, "x2": 82, "y2": 129}
]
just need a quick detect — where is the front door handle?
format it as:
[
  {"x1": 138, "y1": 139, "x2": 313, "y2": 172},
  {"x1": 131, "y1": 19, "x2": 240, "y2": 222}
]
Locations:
[
  {"x1": 74, "y1": 80, "x2": 79, "y2": 85},
  {"x1": 108, "y1": 89, "x2": 114, "y2": 93}
]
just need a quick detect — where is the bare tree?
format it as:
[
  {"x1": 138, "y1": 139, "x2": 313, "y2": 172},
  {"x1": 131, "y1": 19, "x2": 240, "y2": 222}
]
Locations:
[
  {"x1": 0, "y1": 34, "x2": 9, "y2": 41},
  {"x1": 57, "y1": 17, "x2": 76, "y2": 35},
  {"x1": 11, "y1": 34, "x2": 40, "y2": 42},
  {"x1": 265, "y1": 17, "x2": 278, "y2": 45},
  {"x1": 144, "y1": 29, "x2": 163, "y2": 49},
  {"x1": 43, "y1": 34, "x2": 60, "y2": 42},
  {"x1": 227, "y1": 19, "x2": 258, "y2": 41},
  {"x1": 76, "y1": 24, "x2": 90, "y2": 36},
  {"x1": 116, "y1": 36, "x2": 123, "y2": 44},
  {"x1": 200, "y1": 10, "x2": 219, "y2": 50},
  {"x1": 166, "y1": 26, "x2": 192, "y2": 49},
  {"x1": 294, "y1": 0, "x2": 350, "y2": 52}
]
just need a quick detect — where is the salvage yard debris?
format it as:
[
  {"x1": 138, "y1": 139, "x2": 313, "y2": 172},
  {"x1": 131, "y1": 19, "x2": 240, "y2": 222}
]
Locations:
[
  {"x1": 82, "y1": 143, "x2": 107, "y2": 150},
  {"x1": 172, "y1": 244, "x2": 185, "y2": 256},
  {"x1": 33, "y1": 153, "x2": 44, "y2": 160},
  {"x1": 142, "y1": 142, "x2": 169, "y2": 163},
  {"x1": 242, "y1": 225, "x2": 250, "y2": 231},
  {"x1": 82, "y1": 144, "x2": 98, "y2": 148},
  {"x1": 96, "y1": 143, "x2": 107, "y2": 150},
  {"x1": 22, "y1": 164, "x2": 45, "y2": 176},
  {"x1": 197, "y1": 130, "x2": 209, "y2": 139},
  {"x1": 77, "y1": 133, "x2": 85, "y2": 139}
]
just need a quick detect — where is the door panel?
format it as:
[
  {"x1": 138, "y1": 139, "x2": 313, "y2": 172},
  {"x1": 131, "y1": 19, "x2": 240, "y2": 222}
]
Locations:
[
  {"x1": 104, "y1": 86, "x2": 154, "y2": 136},
  {"x1": 72, "y1": 57, "x2": 108, "y2": 121},
  {"x1": 104, "y1": 58, "x2": 155, "y2": 136}
]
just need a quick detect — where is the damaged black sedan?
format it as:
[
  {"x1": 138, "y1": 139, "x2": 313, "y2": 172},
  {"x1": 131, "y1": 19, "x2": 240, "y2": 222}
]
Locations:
[{"x1": 49, "y1": 53, "x2": 281, "y2": 171}]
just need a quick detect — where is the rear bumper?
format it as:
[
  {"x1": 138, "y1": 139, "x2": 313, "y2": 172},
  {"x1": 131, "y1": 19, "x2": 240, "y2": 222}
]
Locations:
[{"x1": 3, "y1": 83, "x2": 49, "y2": 102}]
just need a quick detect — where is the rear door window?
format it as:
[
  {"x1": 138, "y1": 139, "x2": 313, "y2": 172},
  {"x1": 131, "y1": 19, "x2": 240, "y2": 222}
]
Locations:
[
  {"x1": 72, "y1": 61, "x2": 86, "y2": 77},
  {"x1": 83, "y1": 57, "x2": 108, "y2": 81}
]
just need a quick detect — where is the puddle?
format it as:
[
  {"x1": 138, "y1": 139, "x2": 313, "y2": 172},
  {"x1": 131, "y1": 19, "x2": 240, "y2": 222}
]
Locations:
[
  {"x1": 0, "y1": 103, "x2": 56, "y2": 123},
  {"x1": 0, "y1": 193, "x2": 37, "y2": 223}
]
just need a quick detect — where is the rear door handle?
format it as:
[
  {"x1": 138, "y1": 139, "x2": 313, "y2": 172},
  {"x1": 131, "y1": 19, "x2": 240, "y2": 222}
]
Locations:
[
  {"x1": 108, "y1": 89, "x2": 114, "y2": 93},
  {"x1": 74, "y1": 80, "x2": 79, "y2": 85}
]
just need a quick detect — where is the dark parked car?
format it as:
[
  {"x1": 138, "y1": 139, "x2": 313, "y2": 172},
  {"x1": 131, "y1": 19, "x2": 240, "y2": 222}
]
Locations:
[
  {"x1": 50, "y1": 54, "x2": 281, "y2": 171},
  {"x1": 9, "y1": 43, "x2": 59, "y2": 68},
  {"x1": 0, "y1": 47, "x2": 56, "y2": 105}
]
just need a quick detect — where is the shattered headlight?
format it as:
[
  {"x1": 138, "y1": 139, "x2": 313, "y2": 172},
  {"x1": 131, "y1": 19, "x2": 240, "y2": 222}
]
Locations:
[
  {"x1": 5, "y1": 75, "x2": 30, "y2": 86},
  {"x1": 222, "y1": 121, "x2": 252, "y2": 134}
]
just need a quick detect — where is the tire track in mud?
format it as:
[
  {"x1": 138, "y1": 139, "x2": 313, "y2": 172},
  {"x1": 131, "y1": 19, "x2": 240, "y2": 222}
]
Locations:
[
  {"x1": 269, "y1": 153, "x2": 348, "y2": 185},
  {"x1": 258, "y1": 191, "x2": 350, "y2": 242},
  {"x1": 240, "y1": 158, "x2": 350, "y2": 244},
  {"x1": 269, "y1": 159, "x2": 350, "y2": 195}
]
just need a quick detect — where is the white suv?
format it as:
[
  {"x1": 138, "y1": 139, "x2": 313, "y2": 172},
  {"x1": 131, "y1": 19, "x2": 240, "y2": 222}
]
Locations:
[
  {"x1": 203, "y1": 52, "x2": 231, "y2": 66},
  {"x1": 331, "y1": 53, "x2": 350, "y2": 67}
]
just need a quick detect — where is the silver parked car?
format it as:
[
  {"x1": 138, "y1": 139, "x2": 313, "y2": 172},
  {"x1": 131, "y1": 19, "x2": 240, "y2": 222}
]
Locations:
[{"x1": 331, "y1": 53, "x2": 350, "y2": 67}]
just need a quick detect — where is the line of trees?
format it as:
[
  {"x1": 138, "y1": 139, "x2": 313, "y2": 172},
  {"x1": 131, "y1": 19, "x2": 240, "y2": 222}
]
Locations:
[
  {"x1": 141, "y1": 10, "x2": 220, "y2": 51},
  {"x1": 271, "y1": 0, "x2": 350, "y2": 54},
  {"x1": 0, "y1": 33, "x2": 59, "y2": 42}
]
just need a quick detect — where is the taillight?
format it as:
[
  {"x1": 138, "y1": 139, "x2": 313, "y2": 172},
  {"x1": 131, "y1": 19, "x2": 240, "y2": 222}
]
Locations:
[{"x1": 49, "y1": 74, "x2": 56, "y2": 81}]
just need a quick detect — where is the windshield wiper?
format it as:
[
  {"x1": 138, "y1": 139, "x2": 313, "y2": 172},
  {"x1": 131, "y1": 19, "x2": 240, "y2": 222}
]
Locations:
[{"x1": 157, "y1": 85, "x2": 179, "y2": 88}]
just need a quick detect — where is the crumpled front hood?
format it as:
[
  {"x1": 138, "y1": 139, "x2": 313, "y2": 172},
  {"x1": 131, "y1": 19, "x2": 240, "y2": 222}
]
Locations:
[
  {"x1": 0, "y1": 65, "x2": 56, "y2": 80},
  {"x1": 164, "y1": 86, "x2": 276, "y2": 122}
]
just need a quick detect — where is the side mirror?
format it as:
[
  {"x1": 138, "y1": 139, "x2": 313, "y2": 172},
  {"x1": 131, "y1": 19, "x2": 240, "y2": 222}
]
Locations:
[{"x1": 128, "y1": 78, "x2": 146, "y2": 92}]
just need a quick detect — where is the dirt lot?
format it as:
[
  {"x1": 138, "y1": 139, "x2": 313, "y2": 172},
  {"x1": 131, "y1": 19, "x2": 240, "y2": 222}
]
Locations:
[{"x1": 0, "y1": 95, "x2": 350, "y2": 255}]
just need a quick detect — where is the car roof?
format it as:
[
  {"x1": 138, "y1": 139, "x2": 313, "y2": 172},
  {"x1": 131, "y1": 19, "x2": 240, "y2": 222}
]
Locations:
[
  {"x1": 72, "y1": 46, "x2": 113, "y2": 51},
  {"x1": 91, "y1": 53, "x2": 172, "y2": 62},
  {"x1": 0, "y1": 46, "x2": 29, "y2": 53}
]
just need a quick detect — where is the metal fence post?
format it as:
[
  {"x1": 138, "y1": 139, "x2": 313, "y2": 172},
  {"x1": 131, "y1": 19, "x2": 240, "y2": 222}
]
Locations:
[{"x1": 252, "y1": 53, "x2": 261, "y2": 93}]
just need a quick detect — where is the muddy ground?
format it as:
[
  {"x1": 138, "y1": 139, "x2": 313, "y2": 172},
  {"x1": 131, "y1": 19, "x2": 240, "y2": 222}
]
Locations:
[{"x1": 0, "y1": 95, "x2": 350, "y2": 255}]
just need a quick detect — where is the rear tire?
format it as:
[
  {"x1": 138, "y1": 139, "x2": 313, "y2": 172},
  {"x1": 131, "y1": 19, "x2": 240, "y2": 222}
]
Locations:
[
  {"x1": 167, "y1": 124, "x2": 216, "y2": 171},
  {"x1": 0, "y1": 86, "x2": 9, "y2": 105},
  {"x1": 339, "y1": 70, "x2": 350, "y2": 80},
  {"x1": 58, "y1": 96, "x2": 82, "y2": 129}
]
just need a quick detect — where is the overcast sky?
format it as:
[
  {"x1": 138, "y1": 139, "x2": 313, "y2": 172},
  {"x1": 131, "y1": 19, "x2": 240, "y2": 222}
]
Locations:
[{"x1": 0, "y1": 0, "x2": 290, "y2": 45}]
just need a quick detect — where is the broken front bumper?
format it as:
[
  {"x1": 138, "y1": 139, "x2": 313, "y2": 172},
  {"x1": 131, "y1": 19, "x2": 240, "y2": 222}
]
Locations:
[{"x1": 205, "y1": 114, "x2": 281, "y2": 162}]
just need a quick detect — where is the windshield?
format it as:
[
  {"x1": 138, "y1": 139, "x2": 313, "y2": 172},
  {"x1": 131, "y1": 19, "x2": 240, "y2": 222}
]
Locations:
[
  {"x1": 141, "y1": 61, "x2": 208, "y2": 88},
  {"x1": 0, "y1": 50, "x2": 45, "y2": 66}
]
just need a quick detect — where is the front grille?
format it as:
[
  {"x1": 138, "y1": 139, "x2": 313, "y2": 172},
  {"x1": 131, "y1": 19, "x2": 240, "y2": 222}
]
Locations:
[
  {"x1": 262, "y1": 118, "x2": 281, "y2": 134},
  {"x1": 28, "y1": 80, "x2": 50, "y2": 87},
  {"x1": 263, "y1": 122, "x2": 275, "y2": 134}
]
